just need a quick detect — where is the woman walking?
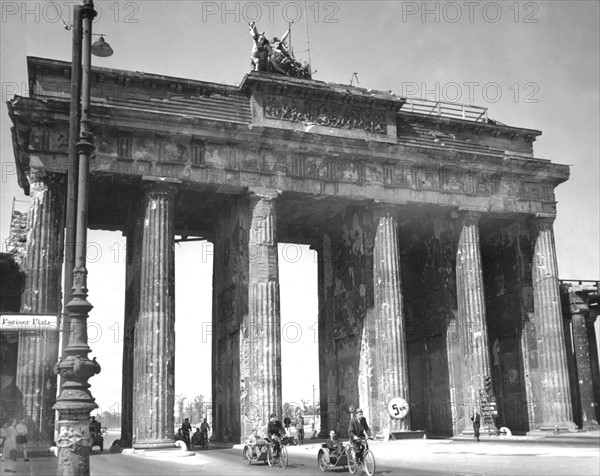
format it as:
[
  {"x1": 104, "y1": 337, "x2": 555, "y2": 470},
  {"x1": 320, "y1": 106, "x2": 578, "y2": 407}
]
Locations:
[{"x1": 2, "y1": 419, "x2": 18, "y2": 473}]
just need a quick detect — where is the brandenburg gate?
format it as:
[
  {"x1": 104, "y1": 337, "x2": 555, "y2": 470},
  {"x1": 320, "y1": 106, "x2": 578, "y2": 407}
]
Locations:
[{"x1": 6, "y1": 53, "x2": 595, "y2": 448}]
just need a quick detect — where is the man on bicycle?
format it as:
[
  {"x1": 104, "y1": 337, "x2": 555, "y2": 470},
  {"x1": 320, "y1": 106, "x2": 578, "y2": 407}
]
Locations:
[
  {"x1": 267, "y1": 413, "x2": 285, "y2": 457},
  {"x1": 348, "y1": 408, "x2": 372, "y2": 463}
]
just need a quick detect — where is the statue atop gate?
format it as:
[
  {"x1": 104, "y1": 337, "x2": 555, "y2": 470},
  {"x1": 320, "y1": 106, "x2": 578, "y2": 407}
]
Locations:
[{"x1": 249, "y1": 22, "x2": 311, "y2": 79}]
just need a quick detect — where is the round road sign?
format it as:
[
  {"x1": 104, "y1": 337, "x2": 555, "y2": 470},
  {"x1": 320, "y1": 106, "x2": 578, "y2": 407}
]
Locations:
[{"x1": 388, "y1": 397, "x2": 409, "y2": 420}]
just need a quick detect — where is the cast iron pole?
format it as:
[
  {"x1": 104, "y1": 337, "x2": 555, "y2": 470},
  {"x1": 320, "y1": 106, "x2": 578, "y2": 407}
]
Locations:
[
  {"x1": 61, "y1": 3, "x2": 82, "y2": 369},
  {"x1": 53, "y1": 1, "x2": 100, "y2": 474}
]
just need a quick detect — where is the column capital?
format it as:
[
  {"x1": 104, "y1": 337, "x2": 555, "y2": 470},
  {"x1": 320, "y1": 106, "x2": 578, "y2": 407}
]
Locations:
[
  {"x1": 142, "y1": 179, "x2": 179, "y2": 195},
  {"x1": 370, "y1": 201, "x2": 399, "y2": 219},
  {"x1": 456, "y1": 206, "x2": 487, "y2": 225},
  {"x1": 533, "y1": 212, "x2": 556, "y2": 229},
  {"x1": 248, "y1": 187, "x2": 282, "y2": 202}
]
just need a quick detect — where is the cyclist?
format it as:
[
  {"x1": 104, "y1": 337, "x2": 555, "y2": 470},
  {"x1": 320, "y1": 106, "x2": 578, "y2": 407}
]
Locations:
[
  {"x1": 347, "y1": 408, "x2": 372, "y2": 463},
  {"x1": 267, "y1": 413, "x2": 285, "y2": 457},
  {"x1": 200, "y1": 418, "x2": 210, "y2": 446}
]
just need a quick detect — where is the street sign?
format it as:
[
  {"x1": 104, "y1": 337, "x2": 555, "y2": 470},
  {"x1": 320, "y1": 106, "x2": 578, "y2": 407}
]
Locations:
[
  {"x1": 0, "y1": 313, "x2": 59, "y2": 331},
  {"x1": 388, "y1": 397, "x2": 409, "y2": 420},
  {"x1": 478, "y1": 389, "x2": 498, "y2": 434}
]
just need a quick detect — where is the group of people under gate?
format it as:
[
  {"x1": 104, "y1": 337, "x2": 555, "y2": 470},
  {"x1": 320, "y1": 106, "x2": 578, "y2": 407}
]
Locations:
[
  {"x1": 246, "y1": 408, "x2": 373, "y2": 464},
  {"x1": 0, "y1": 418, "x2": 29, "y2": 473},
  {"x1": 176, "y1": 417, "x2": 211, "y2": 450}
]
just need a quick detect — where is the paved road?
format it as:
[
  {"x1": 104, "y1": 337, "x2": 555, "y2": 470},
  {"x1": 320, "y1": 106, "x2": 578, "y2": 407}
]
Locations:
[
  {"x1": 2, "y1": 432, "x2": 597, "y2": 476},
  {"x1": 86, "y1": 434, "x2": 599, "y2": 476}
]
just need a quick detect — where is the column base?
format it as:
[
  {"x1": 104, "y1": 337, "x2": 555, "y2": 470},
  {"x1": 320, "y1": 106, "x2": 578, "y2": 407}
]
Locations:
[
  {"x1": 582, "y1": 421, "x2": 600, "y2": 431},
  {"x1": 527, "y1": 421, "x2": 579, "y2": 434},
  {"x1": 390, "y1": 430, "x2": 426, "y2": 440},
  {"x1": 123, "y1": 444, "x2": 195, "y2": 459},
  {"x1": 133, "y1": 438, "x2": 176, "y2": 450}
]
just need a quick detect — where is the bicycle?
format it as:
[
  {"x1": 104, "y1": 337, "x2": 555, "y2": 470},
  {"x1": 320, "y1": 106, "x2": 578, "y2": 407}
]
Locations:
[
  {"x1": 243, "y1": 438, "x2": 288, "y2": 469},
  {"x1": 347, "y1": 437, "x2": 375, "y2": 476}
]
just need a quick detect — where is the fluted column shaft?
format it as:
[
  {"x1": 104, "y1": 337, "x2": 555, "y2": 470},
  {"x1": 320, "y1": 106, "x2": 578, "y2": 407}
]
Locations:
[
  {"x1": 121, "y1": 197, "x2": 143, "y2": 446},
  {"x1": 372, "y1": 206, "x2": 410, "y2": 432},
  {"x1": 313, "y1": 240, "x2": 330, "y2": 437},
  {"x1": 571, "y1": 311, "x2": 598, "y2": 428},
  {"x1": 585, "y1": 315, "x2": 600, "y2": 424},
  {"x1": 17, "y1": 172, "x2": 64, "y2": 446},
  {"x1": 456, "y1": 210, "x2": 491, "y2": 408},
  {"x1": 133, "y1": 184, "x2": 176, "y2": 448},
  {"x1": 532, "y1": 215, "x2": 575, "y2": 430},
  {"x1": 245, "y1": 188, "x2": 281, "y2": 436}
]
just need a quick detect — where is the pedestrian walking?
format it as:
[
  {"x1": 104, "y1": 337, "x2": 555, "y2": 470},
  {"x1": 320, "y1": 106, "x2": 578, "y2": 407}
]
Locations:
[
  {"x1": 295, "y1": 413, "x2": 304, "y2": 445},
  {"x1": 2, "y1": 420, "x2": 18, "y2": 473},
  {"x1": 471, "y1": 410, "x2": 481, "y2": 442},
  {"x1": 182, "y1": 418, "x2": 192, "y2": 449},
  {"x1": 15, "y1": 420, "x2": 28, "y2": 461}
]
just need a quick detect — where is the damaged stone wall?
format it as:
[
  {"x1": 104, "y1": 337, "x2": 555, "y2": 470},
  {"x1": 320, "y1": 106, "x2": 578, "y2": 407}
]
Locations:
[
  {"x1": 0, "y1": 253, "x2": 25, "y2": 425},
  {"x1": 121, "y1": 189, "x2": 143, "y2": 446},
  {"x1": 17, "y1": 171, "x2": 64, "y2": 446},
  {"x1": 321, "y1": 206, "x2": 374, "y2": 437},
  {"x1": 213, "y1": 197, "x2": 249, "y2": 442},
  {"x1": 481, "y1": 221, "x2": 540, "y2": 432},
  {"x1": 482, "y1": 222, "x2": 542, "y2": 432},
  {"x1": 402, "y1": 213, "x2": 458, "y2": 436}
]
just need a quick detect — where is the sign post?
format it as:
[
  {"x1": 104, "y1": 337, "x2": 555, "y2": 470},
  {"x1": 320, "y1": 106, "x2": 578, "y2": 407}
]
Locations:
[{"x1": 0, "y1": 313, "x2": 59, "y2": 331}]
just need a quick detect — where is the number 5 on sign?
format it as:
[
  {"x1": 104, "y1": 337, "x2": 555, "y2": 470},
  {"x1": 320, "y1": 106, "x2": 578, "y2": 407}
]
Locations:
[{"x1": 388, "y1": 397, "x2": 409, "y2": 420}]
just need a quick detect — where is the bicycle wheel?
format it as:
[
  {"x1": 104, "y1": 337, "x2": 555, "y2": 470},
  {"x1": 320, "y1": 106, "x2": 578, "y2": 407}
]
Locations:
[
  {"x1": 242, "y1": 445, "x2": 252, "y2": 465},
  {"x1": 317, "y1": 449, "x2": 328, "y2": 472},
  {"x1": 347, "y1": 448, "x2": 358, "y2": 474},
  {"x1": 280, "y1": 446, "x2": 288, "y2": 468},
  {"x1": 363, "y1": 450, "x2": 375, "y2": 476},
  {"x1": 267, "y1": 447, "x2": 275, "y2": 466}
]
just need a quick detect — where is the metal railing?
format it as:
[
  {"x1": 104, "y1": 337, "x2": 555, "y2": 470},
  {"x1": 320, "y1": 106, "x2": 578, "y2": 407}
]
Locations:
[{"x1": 401, "y1": 97, "x2": 488, "y2": 123}]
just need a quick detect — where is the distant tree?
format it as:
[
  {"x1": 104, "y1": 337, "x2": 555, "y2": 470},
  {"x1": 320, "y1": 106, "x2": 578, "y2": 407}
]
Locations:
[
  {"x1": 100, "y1": 410, "x2": 120, "y2": 429},
  {"x1": 193, "y1": 395, "x2": 205, "y2": 422},
  {"x1": 186, "y1": 401, "x2": 194, "y2": 422},
  {"x1": 176, "y1": 395, "x2": 187, "y2": 423},
  {"x1": 283, "y1": 402, "x2": 302, "y2": 421}
]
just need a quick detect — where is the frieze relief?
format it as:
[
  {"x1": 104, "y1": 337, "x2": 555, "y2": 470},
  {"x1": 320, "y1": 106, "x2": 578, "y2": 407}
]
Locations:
[
  {"x1": 521, "y1": 181, "x2": 552, "y2": 201},
  {"x1": 157, "y1": 136, "x2": 188, "y2": 163},
  {"x1": 25, "y1": 125, "x2": 552, "y2": 202},
  {"x1": 30, "y1": 126, "x2": 69, "y2": 151},
  {"x1": 263, "y1": 94, "x2": 388, "y2": 135}
]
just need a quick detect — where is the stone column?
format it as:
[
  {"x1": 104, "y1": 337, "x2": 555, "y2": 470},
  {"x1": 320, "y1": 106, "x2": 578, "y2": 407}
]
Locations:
[
  {"x1": 564, "y1": 287, "x2": 599, "y2": 429},
  {"x1": 16, "y1": 171, "x2": 64, "y2": 446},
  {"x1": 244, "y1": 188, "x2": 281, "y2": 437},
  {"x1": 372, "y1": 205, "x2": 410, "y2": 433},
  {"x1": 121, "y1": 196, "x2": 143, "y2": 447},
  {"x1": 312, "y1": 239, "x2": 330, "y2": 438},
  {"x1": 455, "y1": 209, "x2": 492, "y2": 412},
  {"x1": 572, "y1": 312, "x2": 598, "y2": 428},
  {"x1": 532, "y1": 214, "x2": 576, "y2": 431},
  {"x1": 133, "y1": 183, "x2": 176, "y2": 448},
  {"x1": 585, "y1": 314, "x2": 600, "y2": 424}
]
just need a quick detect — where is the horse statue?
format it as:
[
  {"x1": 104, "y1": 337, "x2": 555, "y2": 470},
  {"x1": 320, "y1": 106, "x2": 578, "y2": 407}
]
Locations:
[{"x1": 249, "y1": 22, "x2": 311, "y2": 79}]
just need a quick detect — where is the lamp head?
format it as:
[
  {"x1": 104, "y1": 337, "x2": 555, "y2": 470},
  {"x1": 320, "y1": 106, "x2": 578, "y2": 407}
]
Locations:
[{"x1": 91, "y1": 36, "x2": 113, "y2": 57}]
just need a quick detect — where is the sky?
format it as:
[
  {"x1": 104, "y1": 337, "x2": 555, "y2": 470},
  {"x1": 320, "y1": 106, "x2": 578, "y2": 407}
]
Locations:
[{"x1": 1, "y1": 1, "x2": 599, "y2": 417}]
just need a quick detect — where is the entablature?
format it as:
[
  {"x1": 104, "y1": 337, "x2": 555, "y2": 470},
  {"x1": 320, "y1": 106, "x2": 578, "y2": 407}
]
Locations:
[{"x1": 9, "y1": 57, "x2": 569, "y2": 221}]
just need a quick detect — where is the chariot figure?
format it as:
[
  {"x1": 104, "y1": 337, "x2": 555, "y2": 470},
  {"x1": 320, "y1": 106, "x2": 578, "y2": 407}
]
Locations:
[{"x1": 249, "y1": 22, "x2": 311, "y2": 79}]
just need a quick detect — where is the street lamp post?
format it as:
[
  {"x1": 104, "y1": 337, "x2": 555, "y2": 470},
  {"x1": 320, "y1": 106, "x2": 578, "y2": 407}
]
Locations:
[{"x1": 53, "y1": 1, "x2": 111, "y2": 474}]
